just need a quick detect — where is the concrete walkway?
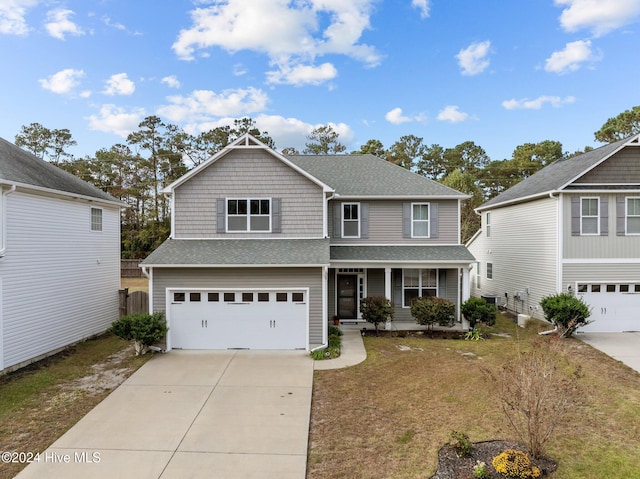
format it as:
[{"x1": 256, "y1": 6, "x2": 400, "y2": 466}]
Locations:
[
  {"x1": 314, "y1": 328, "x2": 367, "y2": 371},
  {"x1": 578, "y1": 332, "x2": 640, "y2": 374},
  {"x1": 17, "y1": 350, "x2": 314, "y2": 479}
]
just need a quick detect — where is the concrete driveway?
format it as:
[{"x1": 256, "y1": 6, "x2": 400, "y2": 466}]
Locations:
[
  {"x1": 16, "y1": 350, "x2": 314, "y2": 479},
  {"x1": 578, "y1": 332, "x2": 640, "y2": 374}
]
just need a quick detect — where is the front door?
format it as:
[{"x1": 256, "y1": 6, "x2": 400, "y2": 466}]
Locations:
[{"x1": 337, "y1": 275, "x2": 358, "y2": 319}]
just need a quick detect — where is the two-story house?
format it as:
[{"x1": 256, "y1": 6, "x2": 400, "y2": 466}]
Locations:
[
  {"x1": 1, "y1": 137, "x2": 123, "y2": 374},
  {"x1": 468, "y1": 134, "x2": 640, "y2": 333},
  {"x1": 141, "y1": 134, "x2": 475, "y2": 351}
]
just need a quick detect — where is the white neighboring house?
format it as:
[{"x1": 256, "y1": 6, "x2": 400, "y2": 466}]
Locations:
[
  {"x1": 0, "y1": 137, "x2": 123, "y2": 374},
  {"x1": 467, "y1": 134, "x2": 640, "y2": 333}
]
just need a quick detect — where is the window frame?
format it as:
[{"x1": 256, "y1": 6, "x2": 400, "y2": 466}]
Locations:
[
  {"x1": 486, "y1": 262, "x2": 493, "y2": 280},
  {"x1": 90, "y1": 207, "x2": 103, "y2": 232},
  {"x1": 486, "y1": 212, "x2": 491, "y2": 237},
  {"x1": 411, "y1": 202, "x2": 430, "y2": 238},
  {"x1": 226, "y1": 198, "x2": 271, "y2": 233},
  {"x1": 580, "y1": 197, "x2": 600, "y2": 235},
  {"x1": 342, "y1": 202, "x2": 360, "y2": 238},
  {"x1": 626, "y1": 197, "x2": 640, "y2": 235},
  {"x1": 402, "y1": 268, "x2": 438, "y2": 307}
]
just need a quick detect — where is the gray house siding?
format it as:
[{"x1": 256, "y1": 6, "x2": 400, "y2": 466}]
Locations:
[
  {"x1": 150, "y1": 267, "x2": 324, "y2": 344},
  {"x1": 1, "y1": 191, "x2": 121, "y2": 373},
  {"x1": 564, "y1": 193, "x2": 640, "y2": 258},
  {"x1": 173, "y1": 148, "x2": 324, "y2": 239},
  {"x1": 574, "y1": 148, "x2": 640, "y2": 184},
  {"x1": 329, "y1": 199, "x2": 459, "y2": 244},
  {"x1": 468, "y1": 197, "x2": 558, "y2": 320}
]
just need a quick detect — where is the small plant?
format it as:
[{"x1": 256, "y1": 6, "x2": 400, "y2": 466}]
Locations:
[
  {"x1": 492, "y1": 449, "x2": 541, "y2": 478},
  {"x1": 473, "y1": 460, "x2": 490, "y2": 479},
  {"x1": 465, "y1": 328, "x2": 483, "y2": 341},
  {"x1": 539, "y1": 292, "x2": 591, "y2": 337},
  {"x1": 461, "y1": 297, "x2": 497, "y2": 329},
  {"x1": 360, "y1": 296, "x2": 394, "y2": 335},
  {"x1": 328, "y1": 325, "x2": 343, "y2": 337},
  {"x1": 411, "y1": 297, "x2": 455, "y2": 330},
  {"x1": 110, "y1": 312, "x2": 168, "y2": 355},
  {"x1": 311, "y1": 324, "x2": 343, "y2": 360},
  {"x1": 449, "y1": 430, "x2": 472, "y2": 457}
]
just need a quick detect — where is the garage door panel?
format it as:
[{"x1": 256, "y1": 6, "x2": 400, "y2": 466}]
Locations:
[
  {"x1": 169, "y1": 289, "x2": 308, "y2": 350},
  {"x1": 577, "y1": 283, "x2": 640, "y2": 332}
]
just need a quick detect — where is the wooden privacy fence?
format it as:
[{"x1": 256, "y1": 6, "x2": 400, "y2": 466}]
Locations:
[
  {"x1": 121, "y1": 259, "x2": 143, "y2": 277},
  {"x1": 119, "y1": 288, "x2": 149, "y2": 317}
]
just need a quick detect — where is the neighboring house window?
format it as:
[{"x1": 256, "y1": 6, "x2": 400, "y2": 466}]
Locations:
[
  {"x1": 581, "y1": 197, "x2": 599, "y2": 235},
  {"x1": 627, "y1": 197, "x2": 640, "y2": 234},
  {"x1": 342, "y1": 203, "x2": 360, "y2": 238},
  {"x1": 227, "y1": 198, "x2": 271, "y2": 232},
  {"x1": 412, "y1": 203, "x2": 430, "y2": 238},
  {"x1": 91, "y1": 207, "x2": 103, "y2": 231},
  {"x1": 403, "y1": 268, "x2": 437, "y2": 307},
  {"x1": 486, "y1": 212, "x2": 491, "y2": 237},
  {"x1": 486, "y1": 262, "x2": 493, "y2": 280}
]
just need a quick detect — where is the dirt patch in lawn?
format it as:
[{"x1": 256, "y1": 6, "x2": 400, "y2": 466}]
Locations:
[{"x1": 0, "y1": 335, "x2": 150, "y2": 479}]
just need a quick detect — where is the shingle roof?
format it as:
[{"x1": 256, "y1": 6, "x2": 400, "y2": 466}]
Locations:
[
  {"x1": 0, "y1": 137, "x2": 120, "y2": 204},
  {"x1": 141, "y1": 238, "x2": 331, "y2": 266},
  {"x1": 330, "y1": 245, "x2": 475, "y2": 263},
  {"x1": 478, "y1": 136, "x2": 635, "y2": 210},
  {"x1": 287, "y1": 154, "x2": 467, "y2": 198}
]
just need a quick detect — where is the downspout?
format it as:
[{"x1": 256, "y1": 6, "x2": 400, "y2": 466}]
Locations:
[
  {"x1": 538, "y1": 192, "x2": 560, "y2": 336},
  {"x1": 0, "y1": 184, "x2": 17, "y2": 258}
]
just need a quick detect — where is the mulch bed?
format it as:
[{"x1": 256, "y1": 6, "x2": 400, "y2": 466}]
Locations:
[
  {"x1": 430, "y1": 441, "x2": 557, "y2": 479},
  {"x1": 361, "y1": 329, "x2": 466, "y2": 340}
]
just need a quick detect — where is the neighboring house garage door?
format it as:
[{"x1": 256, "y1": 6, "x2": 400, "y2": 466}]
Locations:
[
  {"x1": 577, "y1": 283, "x2": 640, "y2": 332},
  {"x1": 168, "y1": 289, "x2": 308, "y2": 350}
]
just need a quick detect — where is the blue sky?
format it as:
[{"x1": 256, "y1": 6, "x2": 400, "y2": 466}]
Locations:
[{"x1": 1, "y1": 0, "x2": 640, "y2": 162}]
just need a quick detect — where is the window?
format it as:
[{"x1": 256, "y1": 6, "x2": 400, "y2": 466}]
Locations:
[
  {"x1": 627, "y1": 197, "x2": 640, "y2": 234},
  {"x1": 224, "y1": 292, "x2": 235, "y2": 302},
  {"x1": 486, "y1": 262, "x2": 493, "y2": 280},
  {"x1": 342, "y1": 203, "x2": 360, "y2": 237},
  {"x1": 258, "y1": 293, "x2": 270, "y2": 302},
  {"x1": 412, "y1": 203, "x2": 430, "y2": 237},
  {"x1": 190, "y1": 293, "x2": 201, "y2": 302},
  {"x1": 620, "y1": 284, "x2": 630, "y2": 293},
  {"x1": 581, "y1": 197, "x2": 599, "y2": 235},
  {"x1": 91, "y1": 207, "x2": 102, "y2": 231},
  {"x1": 173, "y1": 292, "x2": 185, "y2": 302},
  {"x1": 276, "y1": 292, "x2": 288, "y2": 302},
  {"x1": 208, "y1": 293, "x2": 219, "y2": 302},
  {"x1": 292, "y1": 292, "x2": 304, "y2": 302},
  {"x1": 227, "y1": 198, "x2": 270, "y2": 232},
  {"x1": 242, "y1": 292, "x2": 254, "y2": 302},
  {"x1": 402, "y1": 269, "x2": 437, "y2": 306},
  {"x1": 486, "y1": 212, "x2": 491, "y2": 237}
]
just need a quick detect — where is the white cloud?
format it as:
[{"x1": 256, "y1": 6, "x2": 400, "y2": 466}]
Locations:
[
  {"x1": 45, "y1": 8, "x2": 85, "y2": 40},
  {"x1": 161, "y1": 75, "x2": 181, "y2": 89},
  {"x1": 266, "y1": 62, "x2": 337, "y2": 86},
  {"x1": 102, "y1": 73, "x2": 135, "y2": 96},
  {"x1": 157, "y1": 87, "x2": 269, "y2": 123},
  {"x1": 385, "y1": 107, "x2": 412, "y2": 124},
  {"x1": 456, "y1": 40, "x2": 491, "y2": 76},
  {"x1": 172, "y1": 0, "x2": 380, "y2": 86},
  {"x1": 437, "y1": 105, "x2": 470, "y2": 123},
  {"x1": 502, "y1": 95, "x2": 576, "y2": 110},
  {"x1": 0, "y1": 0, "x2": 37, "y2": 35},
  {"x1": 544, "y1": 39, "x2": 601, "y2": 74},
  {"x1": 412, "y1": 0, "x2": 431, "y2": 18},
  {"x1": 87, "y1": 104, "x2": 145, "y2": 138},
  {"x1": 39, "y1": 68, "x2": 85, "y2": 94},
  {"x1": 555, "y1": 0, "x2": 640, "y2": 36}
]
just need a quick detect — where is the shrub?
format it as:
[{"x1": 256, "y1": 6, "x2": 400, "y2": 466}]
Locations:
[
  {"x1": 328, "y1": 325, "x2": 343, "y2": 337},
  {"x1": 411, "y1": 296, "x2": 455, "y2": 330},
  {"x1": 492, "y1": 449, "x2": 541, "y2": 478},
  {"x1": 110, "y1": 312, "x2": 168, "y2": 355},
  {"x1": 360, "y1": 296, "x2": 394, "y2": 335},
  {"x1": 461, "y1": 297, "x2": 496, "y2": 329},
  {"x1": 485, "y1": 338, "x2": 582, "y2": 458},
  {"x1": 449, "y1": 430, "x2": 472, "y2": 457},
  {"x1": 539, "y1": 292, "x2": 591, "y2": 337}
]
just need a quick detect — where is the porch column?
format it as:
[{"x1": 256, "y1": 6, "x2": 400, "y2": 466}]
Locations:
[
  {"x1": 385, "y1": 267, "x2": 392, "y2": 300},
  {"x1": 461, "y1": 267, "x2": 470, "y2": 302}
]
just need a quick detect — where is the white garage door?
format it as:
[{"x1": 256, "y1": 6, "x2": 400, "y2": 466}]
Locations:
[
  {"x1": 577, "y1": 283, "x2": 640, "y2": 332},
  {"x1": 168, "y1": 289, "x2": 308, "y2": 350}
]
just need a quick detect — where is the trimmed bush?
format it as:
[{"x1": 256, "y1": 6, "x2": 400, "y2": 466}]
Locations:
[
  {"x1": 411, "y1": 296, "x2": 455, "y2": 329},
  {"x1": 110, "y1": 312, "x2": 168, "y2": 355},
  {"x1": 461, "y1": 297, "x2": 496, "y2": 329},
  {"x1": 539, "y1": 293, "x2": 591, "y2": 337},
  {"x1": 360, "y1": 296, "x2": 394, "y2": 335}
]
